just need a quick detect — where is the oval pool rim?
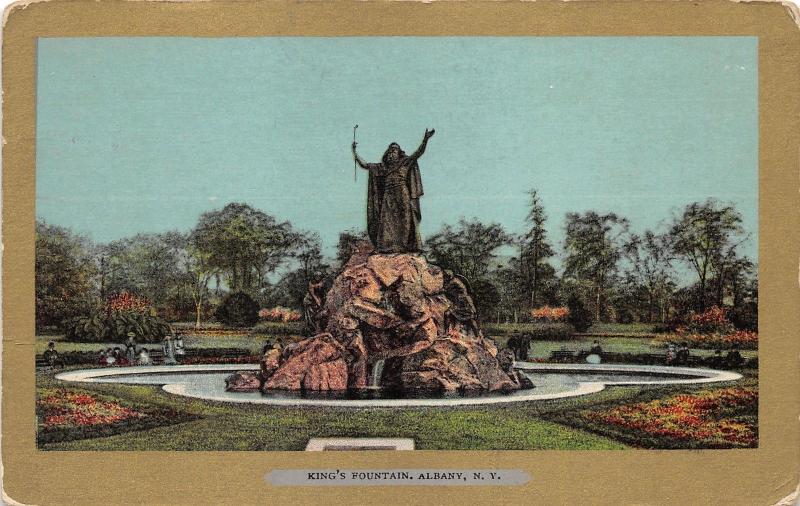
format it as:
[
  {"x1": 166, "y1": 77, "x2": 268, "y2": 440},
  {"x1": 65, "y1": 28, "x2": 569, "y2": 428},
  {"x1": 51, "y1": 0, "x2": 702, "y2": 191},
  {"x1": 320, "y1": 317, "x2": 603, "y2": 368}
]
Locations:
[{"x1": 55, "y1": 362, "x2": 742, "y2": 408}]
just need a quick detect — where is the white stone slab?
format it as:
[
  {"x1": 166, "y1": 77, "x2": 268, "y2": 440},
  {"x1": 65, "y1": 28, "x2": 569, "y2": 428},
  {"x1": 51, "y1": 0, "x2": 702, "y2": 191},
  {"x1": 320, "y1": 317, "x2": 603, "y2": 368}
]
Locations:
[{"x1": 305, "y1": 438, "x2": 415, "y2": 451}]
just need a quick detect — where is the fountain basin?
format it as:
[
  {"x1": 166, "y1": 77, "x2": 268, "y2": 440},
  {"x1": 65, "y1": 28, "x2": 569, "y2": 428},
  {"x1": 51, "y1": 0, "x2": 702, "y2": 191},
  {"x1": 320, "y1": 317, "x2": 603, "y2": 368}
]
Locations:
[{"x1": 55, "y1": 362, "x2": 741, "y2": 408}]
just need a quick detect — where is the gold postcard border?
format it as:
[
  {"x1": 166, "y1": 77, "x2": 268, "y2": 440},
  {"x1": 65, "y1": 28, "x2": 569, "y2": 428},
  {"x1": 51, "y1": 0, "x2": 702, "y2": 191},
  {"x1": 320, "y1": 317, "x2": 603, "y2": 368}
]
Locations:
[{"x1": 3, "y1": 2, "x2": 799, "y2": 504}]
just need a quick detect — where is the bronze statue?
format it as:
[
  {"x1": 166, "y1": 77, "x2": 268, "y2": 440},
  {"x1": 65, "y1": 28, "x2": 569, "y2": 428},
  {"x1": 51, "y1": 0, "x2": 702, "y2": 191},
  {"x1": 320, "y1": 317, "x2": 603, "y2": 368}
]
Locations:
[
  {"x1": 302, "y1": 272, "x2": 327, "y2": 334},
  {"x1": 352, "y1": 129, "x2": 435, "y2": 253}
]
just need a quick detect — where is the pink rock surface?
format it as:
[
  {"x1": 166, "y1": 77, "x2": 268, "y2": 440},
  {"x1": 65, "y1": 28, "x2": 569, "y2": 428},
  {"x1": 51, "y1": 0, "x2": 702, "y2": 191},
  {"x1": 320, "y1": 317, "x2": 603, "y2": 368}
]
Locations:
[
  {"x1": 261, "y1": 245, "x2": 521, "y2": 393},
  {"x1": 224, "y1": 371, "x2": 262, "y2": 392}
]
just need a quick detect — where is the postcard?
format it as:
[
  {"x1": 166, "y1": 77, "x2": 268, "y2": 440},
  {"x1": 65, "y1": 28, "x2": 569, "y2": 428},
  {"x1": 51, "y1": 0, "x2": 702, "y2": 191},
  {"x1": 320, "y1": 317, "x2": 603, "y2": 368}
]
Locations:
[{"x1": 3, "y1": 1, "x2": 799, "y2": 505}]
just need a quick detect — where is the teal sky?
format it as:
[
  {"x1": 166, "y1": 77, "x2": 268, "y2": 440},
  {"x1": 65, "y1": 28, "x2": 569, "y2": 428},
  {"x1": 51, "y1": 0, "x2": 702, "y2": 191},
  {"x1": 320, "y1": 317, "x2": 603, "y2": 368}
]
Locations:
[{"x1": 36, "y1": 37, "x2": 758, "y2": 261}]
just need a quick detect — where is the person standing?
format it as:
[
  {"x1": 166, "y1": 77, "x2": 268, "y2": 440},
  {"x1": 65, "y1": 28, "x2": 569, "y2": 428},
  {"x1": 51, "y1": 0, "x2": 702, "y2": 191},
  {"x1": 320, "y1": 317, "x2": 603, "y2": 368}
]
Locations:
[
  {"x1": 174, "y1": 333, "x2": 186, "y2": 363},
  {"x1": 162, "y1": 335, "x2": 177, "y2": 365},
  {"x1": 124, "y1": 332, "x2": 138, "y2": 363}
]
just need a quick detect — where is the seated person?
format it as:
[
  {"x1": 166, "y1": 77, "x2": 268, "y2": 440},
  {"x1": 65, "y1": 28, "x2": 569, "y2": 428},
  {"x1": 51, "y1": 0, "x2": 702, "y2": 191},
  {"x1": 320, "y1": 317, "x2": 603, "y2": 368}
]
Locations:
[
  {"x1": 665, "y1": 344, "x2": 677, "y2": 365},
  {"x1": 589, "y1": 340, "x2": 603, "y2": 355},
  {"x1": 104, "y1": 348, "x2": 116, "y2": 366},
  {"x1": 137, "y1": 348, "x2": 152, "y2": 366},
  {"x1": 42, "y1": 341, "x2": 64, "y2": 368},
  {"x1": 676, "y1": 342, "x2": 691, "y2": 365},
  {"x1": 710, "y1": 349, "x2": 723, "y2": 368},
  {"x1": 112, "y1": 347, "x2": 130, "y2": 366},
  {"x1": 725, "y1": 345, "x2": 744, "y2": 368}
]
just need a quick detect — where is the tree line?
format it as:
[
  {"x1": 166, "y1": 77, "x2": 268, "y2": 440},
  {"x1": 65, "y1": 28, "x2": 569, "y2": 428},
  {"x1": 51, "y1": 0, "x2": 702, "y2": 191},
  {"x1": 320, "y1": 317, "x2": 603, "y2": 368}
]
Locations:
[{"x1": 35, "y1": 193, "x2": 757, "y2": 332}]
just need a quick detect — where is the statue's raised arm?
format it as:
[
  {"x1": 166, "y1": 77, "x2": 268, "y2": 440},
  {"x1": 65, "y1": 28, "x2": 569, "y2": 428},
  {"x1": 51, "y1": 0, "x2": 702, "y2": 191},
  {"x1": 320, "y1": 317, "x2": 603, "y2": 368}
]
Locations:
[
  {"x1": 409, "y1": 128, "x2": 435, "y2": 161},
  {"x1": 352, "y1": 141, "x2": 374, "y2": 170}
]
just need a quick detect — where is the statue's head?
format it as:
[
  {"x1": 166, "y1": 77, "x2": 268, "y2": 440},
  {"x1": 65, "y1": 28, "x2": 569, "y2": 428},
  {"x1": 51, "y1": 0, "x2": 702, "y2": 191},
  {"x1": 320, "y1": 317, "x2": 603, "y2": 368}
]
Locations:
[{"x1": 382, "y1": 143, "x2": 405, "y2": 164}]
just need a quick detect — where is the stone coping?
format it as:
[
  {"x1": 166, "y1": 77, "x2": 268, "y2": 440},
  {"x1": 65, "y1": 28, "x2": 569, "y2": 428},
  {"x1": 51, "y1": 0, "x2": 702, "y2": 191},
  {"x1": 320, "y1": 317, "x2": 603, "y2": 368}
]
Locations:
[
  {"x1": 55, "y1": 362, "x2": 741, "y2": 408},
  {"x1": 305, "y1": 438, "x2": 415, "y2": 451}
]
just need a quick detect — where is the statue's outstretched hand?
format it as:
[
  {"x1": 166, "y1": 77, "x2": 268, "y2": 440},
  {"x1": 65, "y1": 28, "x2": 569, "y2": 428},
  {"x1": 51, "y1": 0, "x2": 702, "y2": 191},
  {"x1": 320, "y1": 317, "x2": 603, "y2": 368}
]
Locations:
[
  {"x1": 425, "y1": 128, "x2": 435, "y2": 139},
  {"x1": 352, "y1": 141, "x2": 358, "y2": 150}
]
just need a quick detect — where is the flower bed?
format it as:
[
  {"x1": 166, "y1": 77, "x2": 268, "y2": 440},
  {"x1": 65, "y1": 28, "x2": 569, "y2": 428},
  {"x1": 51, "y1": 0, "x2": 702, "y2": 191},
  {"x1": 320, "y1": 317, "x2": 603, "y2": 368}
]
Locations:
[
  {"x1": 38, "y1": 389, "x2": 145, "y2": 429},
  {"x1": 180, "y1": 355, "x2": 260, "y2": 365},
  {"x1": 580, "y1": 387, "x2": 758, "y2": 448},
  {"x1": 37, "y1": 388, "x2": 197, "y2": 446},
  {"x1": 259, "y1": 307, "x2": 302, "y2": 323},
  {"x1": 653, "y1": 330, "x2": 758, "y2": 349},
  {"x1": 530, "y1": 306, "x2": 569, "y2": 322}
]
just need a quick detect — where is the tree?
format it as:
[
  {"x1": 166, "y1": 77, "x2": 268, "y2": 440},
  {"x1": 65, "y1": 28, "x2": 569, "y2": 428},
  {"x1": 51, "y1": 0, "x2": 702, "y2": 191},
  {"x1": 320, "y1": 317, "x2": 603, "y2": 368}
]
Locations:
[
  {"x1": 184, "y1": 246, "x2": 215, "y2": 328},
  {"x1": 335, "y1": 228, "x2": 369, "y2": 268},
  {"x1": 269, "y1": 232, "x2": 330, "y2": 310},
  {"x1": 189, "y1": 203, "x2": 297, "y2": 294},
  {"x1": 519, "y1": 190, "x2": 556, "y2": 309},
  {"x1": 563, "y1": 212, "x2": 630, "y2": 321},
  {"x1": 99, "y1": 231, "x2": 188, "y2": 310},
  {"x1": 622, "y1": 231, "x2": 675, "y2": 322},
  {"x1": 424, "y1": 218, "x2": 510, "y2": 283},
  {"x1": 668, "y1": 199, "x2": 747, "y2": 311},
  {"x1": 567, "y1": 293, "x2": 594, "y2": 332},
  {"x1": 35, "y1": 220, "x2": 97, "y2": 330}
]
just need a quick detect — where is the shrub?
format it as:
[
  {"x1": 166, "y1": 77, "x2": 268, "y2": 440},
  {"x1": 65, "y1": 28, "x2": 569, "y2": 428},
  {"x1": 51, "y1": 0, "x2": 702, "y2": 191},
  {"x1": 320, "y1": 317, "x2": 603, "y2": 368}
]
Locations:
[
  {"x1": 685, "y1": 305, "x2": 734, "y2": 335},
  {"x1": 567, "y1": 294, "x2": 594, "y2": 333},
  {"x1": 63, "y1": 311, "x2": 170, "y2": 343},
  {"x1": 215, "y1": 292, "x2": 260, "y2": 328}
]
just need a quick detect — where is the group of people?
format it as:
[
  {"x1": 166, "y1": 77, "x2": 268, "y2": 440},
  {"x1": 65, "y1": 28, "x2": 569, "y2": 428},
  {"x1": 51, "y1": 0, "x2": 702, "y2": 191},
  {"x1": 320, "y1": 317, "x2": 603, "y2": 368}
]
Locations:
[
  {"x1": 96, "y1": 332, "x2": 186, "y2": 367},
  {"x1": 710, "y1": 345, "x2": 744, "y2": 368},
  {"x1": 665, "y1": 342, "x2": 692, "y2": 366},
  {"x1": 666, "y1": 342, "x2": 745, "y2": 368}
]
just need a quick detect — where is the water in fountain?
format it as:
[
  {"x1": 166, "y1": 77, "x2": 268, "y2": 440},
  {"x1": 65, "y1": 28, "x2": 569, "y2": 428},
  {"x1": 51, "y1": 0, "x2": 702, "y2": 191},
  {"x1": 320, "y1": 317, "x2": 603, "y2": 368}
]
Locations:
[{"x1": 371, "y1": 359, "x2": 386, "y2": 388}]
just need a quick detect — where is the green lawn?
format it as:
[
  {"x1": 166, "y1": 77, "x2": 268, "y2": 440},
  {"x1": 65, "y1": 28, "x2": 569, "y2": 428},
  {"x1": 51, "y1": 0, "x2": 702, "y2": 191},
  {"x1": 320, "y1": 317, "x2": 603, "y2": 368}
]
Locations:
[
  {"x1": 37, "y1": 366, "x2": 754, "y2": 451},
  {"x1": 36, "y1": 333, "x2": 299, "y2": 355},
  {"x1": 37, "y1": 332, "x2": 758, "y2": 360},
  {"x1": 37, "y1": 371, "x2": 629, "y2": 451}
]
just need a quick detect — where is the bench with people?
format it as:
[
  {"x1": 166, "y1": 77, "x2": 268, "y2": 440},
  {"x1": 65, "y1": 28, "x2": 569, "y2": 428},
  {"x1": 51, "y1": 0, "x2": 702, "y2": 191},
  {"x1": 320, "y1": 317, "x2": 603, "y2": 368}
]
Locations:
[{"x1": 547, "y1": 342, "x2": 751, "y2": 369}]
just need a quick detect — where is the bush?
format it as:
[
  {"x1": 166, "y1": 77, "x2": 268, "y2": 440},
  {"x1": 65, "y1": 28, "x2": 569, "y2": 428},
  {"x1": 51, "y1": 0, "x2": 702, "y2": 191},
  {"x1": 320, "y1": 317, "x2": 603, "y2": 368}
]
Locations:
[
  {"x1": 567, "y1": 294, "x2": 594, "y2": 333},
  {"x1": 684, "y1": 305, "x2": 734, "y2": 335},
  {"x1": 215, "y1": 292, "x2": 260, "y2": 328},
  {"x1": 63, "y1": 311, "x2": 170, "y2": 343}
]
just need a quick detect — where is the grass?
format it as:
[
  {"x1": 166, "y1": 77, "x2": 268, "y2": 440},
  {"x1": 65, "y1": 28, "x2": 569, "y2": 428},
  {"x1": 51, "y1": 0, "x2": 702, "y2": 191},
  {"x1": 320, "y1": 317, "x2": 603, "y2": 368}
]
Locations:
[
  {"x1": 35, "y1": 333, "x2": 302, "y2": 355},
  {"x1": 36, "y1": 369, "x2": 636, "y2": 451},
  {"x1": 36, "y1": 353, "x2": 759, "y2": 451},
  {"x1": 38, "y1": 331, "x2": 758, "y2": 361}
]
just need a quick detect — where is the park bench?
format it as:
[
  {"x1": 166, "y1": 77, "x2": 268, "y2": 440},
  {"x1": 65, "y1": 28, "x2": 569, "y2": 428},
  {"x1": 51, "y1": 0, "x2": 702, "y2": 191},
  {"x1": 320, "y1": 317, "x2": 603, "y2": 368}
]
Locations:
[{"x1": 549, "y1": 350, "x2": 576, "y2": 362}]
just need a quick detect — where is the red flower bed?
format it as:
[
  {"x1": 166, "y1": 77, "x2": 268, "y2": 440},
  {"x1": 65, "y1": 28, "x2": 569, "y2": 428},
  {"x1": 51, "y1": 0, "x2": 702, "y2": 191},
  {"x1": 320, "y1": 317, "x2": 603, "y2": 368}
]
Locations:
[
  {"x1": 654, "y1": 330, "x2": 758, "y2": 349},
  {"x1": 583, "y1": 387, "x2": 758, "y2": 448},
  {"x1": 106, "y1": 291, "x2": 152, "y2": 314},
  {"x1": 37, "y1": 389, "x2": 145, "y2": 429},
  {"x1": 259, "y1": 307, "x2": 302, "y2": 323},
  {"x1": 180, "y1": 355, "x2": 260, "y2": 365},
  {"x1": 530, "y1": 306, "x2": 569, "y2": 322}
]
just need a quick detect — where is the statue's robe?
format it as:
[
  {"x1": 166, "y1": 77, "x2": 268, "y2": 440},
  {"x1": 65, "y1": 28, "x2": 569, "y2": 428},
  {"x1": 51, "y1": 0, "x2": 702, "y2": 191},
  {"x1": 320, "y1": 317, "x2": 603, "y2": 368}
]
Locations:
[{"x1": 366, "y1": 157, "x2": 423, "y2": 253}]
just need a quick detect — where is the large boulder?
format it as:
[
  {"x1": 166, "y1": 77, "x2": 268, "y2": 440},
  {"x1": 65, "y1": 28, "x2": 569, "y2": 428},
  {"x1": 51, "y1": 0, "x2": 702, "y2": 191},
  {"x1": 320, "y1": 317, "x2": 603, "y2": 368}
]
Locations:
[
  {"x1": 224, "y1": 371, "x2": 262, "y2": 392},
  {"x1": 262, "y1": 333, "x2": 349, "y2": 391},
  {"x1": 260, "y1": 244, "x2": 523, "y2": 393}
]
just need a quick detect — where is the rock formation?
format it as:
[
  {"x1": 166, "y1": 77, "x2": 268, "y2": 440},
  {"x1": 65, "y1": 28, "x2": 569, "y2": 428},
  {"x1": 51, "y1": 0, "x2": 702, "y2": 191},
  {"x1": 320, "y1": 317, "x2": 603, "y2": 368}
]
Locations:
[{"x1": 226, "y1": 243, "x2": 524, "y2": 394}]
